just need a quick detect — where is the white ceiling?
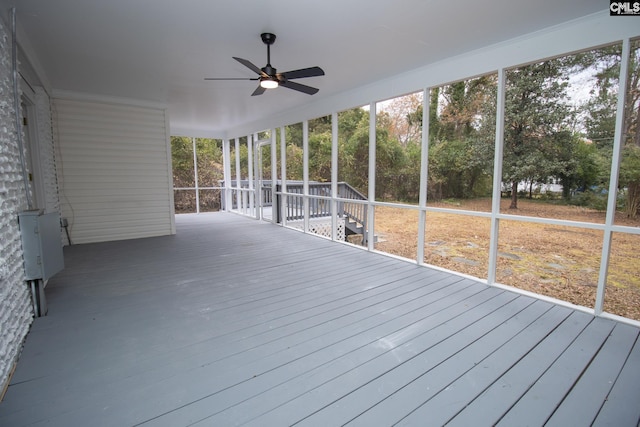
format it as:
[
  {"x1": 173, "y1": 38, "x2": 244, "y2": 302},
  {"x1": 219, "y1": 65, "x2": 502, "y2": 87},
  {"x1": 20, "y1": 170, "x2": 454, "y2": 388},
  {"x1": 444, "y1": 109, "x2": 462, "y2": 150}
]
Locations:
[{"x1": 1, "y1": 0, "x2": 606, "y2": 137}]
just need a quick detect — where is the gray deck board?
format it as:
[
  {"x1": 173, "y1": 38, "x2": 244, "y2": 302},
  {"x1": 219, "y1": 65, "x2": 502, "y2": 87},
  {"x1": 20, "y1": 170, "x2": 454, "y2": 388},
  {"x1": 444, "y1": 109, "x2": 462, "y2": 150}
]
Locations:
[
  {"x1": 545, "y1": 322, "x2": 640, "y2": 427},
  {"x1": 442, "y1": 310, "x2": 595, "y2": 427},
  {"x1": 150, "y1": 284, "x2": 503, "y2": 426},
  {"x1": 241, "y1": 292, "x2": 528, "y2": 427},
  {"x1": 0, "y1": 212, "x2": 638, "y2": 426},
  {"x1": 301, "y1": 297, "x2": 549, "y2": 425},
  {"x1": 349, "y1": 304, "x2": 572, "y2": 427},
  {"x1": 495, "y1": 316, "x2": 617, "y2": 426},
  {"x1": 592, "y1": 333, "x2": 640, "y2": 426}
]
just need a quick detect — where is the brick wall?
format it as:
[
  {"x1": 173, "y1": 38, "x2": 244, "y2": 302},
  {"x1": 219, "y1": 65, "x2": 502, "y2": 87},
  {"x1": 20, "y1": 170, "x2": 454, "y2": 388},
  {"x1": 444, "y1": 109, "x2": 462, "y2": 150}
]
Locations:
[{"x1": 0, "y1": 20, "x2": 34, "y2": 393}]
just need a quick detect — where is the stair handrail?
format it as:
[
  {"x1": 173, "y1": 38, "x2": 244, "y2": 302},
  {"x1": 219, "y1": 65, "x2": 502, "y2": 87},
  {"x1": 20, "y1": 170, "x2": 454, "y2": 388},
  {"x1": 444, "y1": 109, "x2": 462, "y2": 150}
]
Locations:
[{"x1": 337, "y1": 182, "x2": 367, "y2": 228}]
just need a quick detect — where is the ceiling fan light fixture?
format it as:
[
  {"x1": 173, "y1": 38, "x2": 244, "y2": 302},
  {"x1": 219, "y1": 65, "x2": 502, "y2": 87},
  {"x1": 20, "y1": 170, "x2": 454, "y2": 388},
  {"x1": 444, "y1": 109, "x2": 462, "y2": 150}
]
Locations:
[{"x1": 260, "y1": 78, "x2": 279, "y2": 89}]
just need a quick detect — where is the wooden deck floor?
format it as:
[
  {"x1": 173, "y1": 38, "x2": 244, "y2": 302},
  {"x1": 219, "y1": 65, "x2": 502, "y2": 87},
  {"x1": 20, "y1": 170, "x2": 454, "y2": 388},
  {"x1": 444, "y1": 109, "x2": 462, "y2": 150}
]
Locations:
[{"x1": 1, "y1": 213, "x2": 639, "y2": 426}]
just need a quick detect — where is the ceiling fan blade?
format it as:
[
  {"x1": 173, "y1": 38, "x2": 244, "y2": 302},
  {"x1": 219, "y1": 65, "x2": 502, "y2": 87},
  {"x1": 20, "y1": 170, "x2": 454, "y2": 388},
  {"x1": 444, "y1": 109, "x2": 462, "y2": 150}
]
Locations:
[
  {"x1": 280, "y1": 66, "x2": 325, "y2": 80},
  {"x1": 251, "y1": 85, "x2": 267, "y2": 96},
  {"x1": 233, "y1": 57, "x2": 265, "y2": 76},
  {"x1": 204, "y1": 77, "x2": 259, "y2": 81},
  {"x1": 280, "y1": 80, "x2": 319, "y2": 95}
]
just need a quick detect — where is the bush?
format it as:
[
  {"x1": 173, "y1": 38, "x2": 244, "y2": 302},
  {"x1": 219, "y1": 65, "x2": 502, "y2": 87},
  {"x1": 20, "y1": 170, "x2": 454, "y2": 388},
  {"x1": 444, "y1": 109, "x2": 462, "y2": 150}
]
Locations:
[{"x1": 569, "y1": 189, "x2": 608, "y2": 211}]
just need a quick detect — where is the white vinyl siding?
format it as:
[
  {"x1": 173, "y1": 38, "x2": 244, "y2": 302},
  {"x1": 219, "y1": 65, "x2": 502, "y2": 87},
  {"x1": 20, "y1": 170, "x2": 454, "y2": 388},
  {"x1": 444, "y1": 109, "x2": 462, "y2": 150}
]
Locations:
[{"x1": 54, "y1": 98, "x2": 174, "y2": 244}]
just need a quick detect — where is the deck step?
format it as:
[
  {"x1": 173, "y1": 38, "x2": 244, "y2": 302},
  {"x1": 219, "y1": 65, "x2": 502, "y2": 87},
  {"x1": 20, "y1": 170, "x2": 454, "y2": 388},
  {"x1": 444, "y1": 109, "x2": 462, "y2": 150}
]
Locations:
[{"x1": 344, "y1": 217, "x2": 377, "y2": 245}]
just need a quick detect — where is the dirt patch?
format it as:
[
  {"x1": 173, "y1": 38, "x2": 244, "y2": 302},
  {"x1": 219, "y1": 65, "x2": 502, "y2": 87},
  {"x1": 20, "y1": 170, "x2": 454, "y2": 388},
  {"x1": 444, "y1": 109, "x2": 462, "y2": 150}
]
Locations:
[{"x1": 374, "y1": 199, "x2": 640, "y2": 321}]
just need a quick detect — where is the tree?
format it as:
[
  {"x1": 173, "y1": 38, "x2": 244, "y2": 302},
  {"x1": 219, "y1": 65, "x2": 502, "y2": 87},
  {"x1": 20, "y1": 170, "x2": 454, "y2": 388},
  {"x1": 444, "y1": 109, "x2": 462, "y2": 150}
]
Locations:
[
  {"x1": 621, "y1": 41, "x2": 640, "y2": 217},
  {"x1": 341, "y1": 115, "x2": 370, "y2": 195},
  {"x1": 380, "y1": 92, "x2": 423, "y2": 146},
  {"x1": 338, "y1": 108, "x2": 369, "y2": 195},
  {"x1": 195, "y1": 138, "x2": 223, "y2": 183},
  {"x1": 307, "y1": 116, "x2": 333, "y2": 182},
  {"x1": 424, "y1": 76, "x2": 496, "y2": 201},
  {"x1": 285, "y1": 123, "x2": 303, "y2": 181},
  {"x1": 428, "y1": 137, "x2": 493, "y2": 200},
  {"x1": 621, "y1": 145, "x2": 640, "y2": 216},
  {"x1": 396, "y1": 139, "x2": 422, "y2": 202},
  {"x1": 171, "y1": 136, "x2": 195, "y2": 187},
  {"x1": 308, "y1": 131, "x2": 332, "y2": 181},
  {"x1": 503, "y1": 59, "x2": 574, "y2": 209},
  {"x1": 375, "y1": 127, "x2": 406, "y2": 201},
  {"x1": 571, "y1": 138, "x2": 602, "y2": 193},
  {"x1": 195, "y1": 138, "x2": 224, "y2": 211},
  {"x1": 171, "y1": 136, "x2": 225, "y2": 213},
  {"x1": 581, "y1": 42, "x2": 640, "y2": 217}
]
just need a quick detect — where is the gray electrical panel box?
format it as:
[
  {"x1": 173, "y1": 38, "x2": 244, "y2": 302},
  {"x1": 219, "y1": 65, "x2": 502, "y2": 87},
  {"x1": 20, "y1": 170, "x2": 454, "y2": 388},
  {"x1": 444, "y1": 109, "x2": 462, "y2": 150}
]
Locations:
[{"x1": 18, "y1": 210, "x2": 64, "y2": 282}]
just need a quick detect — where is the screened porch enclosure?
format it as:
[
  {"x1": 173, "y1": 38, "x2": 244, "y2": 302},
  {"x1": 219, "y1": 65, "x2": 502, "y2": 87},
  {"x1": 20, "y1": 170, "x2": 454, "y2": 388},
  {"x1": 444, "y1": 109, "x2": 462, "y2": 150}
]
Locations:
[
  {"x1": 0, "y1": 213, "x2": 638, "y2": 426},
  {"x1": 200, "y1": 35, "x2": 640, "y2": 323}
]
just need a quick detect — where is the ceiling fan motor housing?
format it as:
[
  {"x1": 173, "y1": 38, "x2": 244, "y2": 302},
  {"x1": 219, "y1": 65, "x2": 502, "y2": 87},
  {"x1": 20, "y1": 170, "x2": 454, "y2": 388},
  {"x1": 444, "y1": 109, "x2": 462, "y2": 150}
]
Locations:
[
  {"x1": 260, "y1": 32, "x2": 276, "y2": 45},
  {"x1": 262, "y1": 64, "x2": 277, "y2": 77}
]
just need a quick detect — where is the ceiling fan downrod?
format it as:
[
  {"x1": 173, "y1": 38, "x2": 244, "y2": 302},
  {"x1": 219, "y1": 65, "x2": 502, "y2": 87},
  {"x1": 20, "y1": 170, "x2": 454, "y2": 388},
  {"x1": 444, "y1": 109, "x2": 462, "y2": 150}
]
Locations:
[{"x1": 261, "y1": 33, "x2": 277, "y2": 75}]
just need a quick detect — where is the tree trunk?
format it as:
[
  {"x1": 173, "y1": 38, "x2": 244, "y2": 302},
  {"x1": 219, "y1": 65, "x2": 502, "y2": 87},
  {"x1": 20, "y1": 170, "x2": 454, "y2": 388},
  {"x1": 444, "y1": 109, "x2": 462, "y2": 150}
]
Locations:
[
  {"x1": 561, "y1": 176, "x2": 571, "y2": 201},
  {"x1": 626, "y1": 180, "x2": 640, "y2": 218},
  {"x1": 510, "y1": 181, "x2": 518, "y2": 209}
]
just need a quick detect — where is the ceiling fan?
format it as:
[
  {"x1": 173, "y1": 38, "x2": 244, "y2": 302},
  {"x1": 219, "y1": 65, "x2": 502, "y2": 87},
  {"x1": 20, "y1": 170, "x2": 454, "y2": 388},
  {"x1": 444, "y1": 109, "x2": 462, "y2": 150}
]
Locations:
[{"x1": 205, "y1": 33, "x2": 325, "y2": 96}]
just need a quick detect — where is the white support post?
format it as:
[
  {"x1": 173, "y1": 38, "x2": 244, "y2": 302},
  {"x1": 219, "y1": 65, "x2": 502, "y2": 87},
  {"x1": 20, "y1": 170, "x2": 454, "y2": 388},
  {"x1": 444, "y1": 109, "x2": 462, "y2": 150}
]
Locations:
[
  {"x1": 254, "y1": 133, "x2": 261, "y2": 220},
  {"x1": 595, "y1": 38, "x2": 631, "y2": 315},
  {"x1": 192, "y1": 137, "x2": 200, "y2": 214},
  {"x1": 234, "y1": 137, "x2": 241, "y2": 212},
  {"x1": 367, "y1": 102, "x2": 376, "y2": 251},
  {"x1": 303, "y1": 120, "x2": 310, "y2": 233},
  {"x1": 222, "y1": 138, "x2": 232, "y2": 212},
  {"x1": 331, "y1": 112, "x2": 339, "y2": 242},
  {"x1": 417, "y1": 88, "x2": 430, "y2": 265},
  {"x1": 271, "y1": 129, "x2": 277, "y2": 224},
  {"x1": 247, "y1": 134, "x2": 254, "y2": 217},
  {"x1": 280, "y1": 126, "x2": 287, "y2": 227},
  {"x1": 164, "y1": 118, "x2": 176, "y2": 234},
  {"x1": 488, "y1": 68, "x2": 507, "y2": 285}
]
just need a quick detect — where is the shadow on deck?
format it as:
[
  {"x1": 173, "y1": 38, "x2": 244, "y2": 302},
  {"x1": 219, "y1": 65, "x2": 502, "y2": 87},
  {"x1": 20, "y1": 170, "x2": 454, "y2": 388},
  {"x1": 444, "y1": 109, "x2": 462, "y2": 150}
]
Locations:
[{"x1": 1, "y1": 212, "x2": 639, "y2": 426}]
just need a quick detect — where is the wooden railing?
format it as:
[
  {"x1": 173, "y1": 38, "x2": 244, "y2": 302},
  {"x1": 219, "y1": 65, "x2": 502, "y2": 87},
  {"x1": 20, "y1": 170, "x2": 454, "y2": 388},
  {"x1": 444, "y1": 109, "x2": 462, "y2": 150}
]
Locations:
[
  {"x1": 276, "y1": 182, "x2": 331, "y2": 221},
  {"x1": 274, "y1": 182, "x2": 367, "y2": 227},
  {"x1": 221, "y1": 180, "x2": 369, "y2": 239}
]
